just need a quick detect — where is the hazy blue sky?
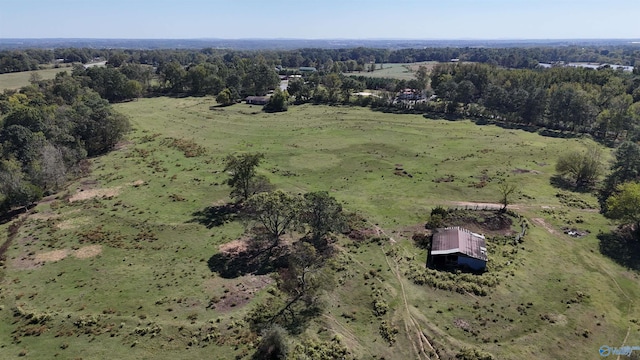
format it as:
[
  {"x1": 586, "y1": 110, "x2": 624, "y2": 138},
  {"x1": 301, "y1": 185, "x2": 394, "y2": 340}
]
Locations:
[{"x1": 1, "y1": 0, "x2": 639, "y2": 39}]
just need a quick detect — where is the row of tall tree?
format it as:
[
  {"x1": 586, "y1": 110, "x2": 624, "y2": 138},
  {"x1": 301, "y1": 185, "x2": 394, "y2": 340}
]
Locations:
[
  {"x1": 428, "y1": 63, "x2": 640, "y2": 142},
  {"x1": 0, "y1": 72, "x2": 129, "y2": 211}
]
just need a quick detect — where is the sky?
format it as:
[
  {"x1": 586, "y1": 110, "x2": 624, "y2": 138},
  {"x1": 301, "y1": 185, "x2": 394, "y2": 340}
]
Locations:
[{"x1": 1, "y1": 0, "x2": 639, "y2": 40}]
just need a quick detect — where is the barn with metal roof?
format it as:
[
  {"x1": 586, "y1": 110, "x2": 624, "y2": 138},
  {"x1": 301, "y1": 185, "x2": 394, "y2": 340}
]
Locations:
[{"x1": 428, "y1": 227, "x2": 488, "y2": 271}]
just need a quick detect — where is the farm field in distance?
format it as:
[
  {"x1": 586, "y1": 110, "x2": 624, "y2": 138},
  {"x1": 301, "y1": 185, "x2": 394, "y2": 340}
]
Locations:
[
  {"x1": 0, "y1": 97, "x2": 638, "y2": 359},
  {"x1": 0, "y1": 66, "x2": 74, "y2": 91},
  {"x1": 344, "y1": 61, "x2": 438, "y2": 80}
]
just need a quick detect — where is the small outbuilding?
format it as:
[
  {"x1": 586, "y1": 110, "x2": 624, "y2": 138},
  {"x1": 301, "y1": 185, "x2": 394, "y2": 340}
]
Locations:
[
  {"x1": 245, "y1": 96, "x2": 270, "y2": 105},
  {"x1": 428, "y1": 227, "x2": 487, "y2": 271}
]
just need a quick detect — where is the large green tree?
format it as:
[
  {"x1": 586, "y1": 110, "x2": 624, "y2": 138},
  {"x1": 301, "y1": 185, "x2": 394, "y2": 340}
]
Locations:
[
  {"x1": 224, "y1": 152, "x2": 266, "y2": 201},
  {"x1": 605, "y1": 182, "x2": 640, "y2": 231},
  {"x1": 301, "y1": 191, "x2": 346, "y2": 245},
  {"x1": 244, "y1": 190, "x2": 301, "y2": 246},
  {"x1": 555, "y1": 145, "x2": 604, "y2": 189},
  {"x1": 263, "y1": 89, "x2": 289, "y2": 113}
]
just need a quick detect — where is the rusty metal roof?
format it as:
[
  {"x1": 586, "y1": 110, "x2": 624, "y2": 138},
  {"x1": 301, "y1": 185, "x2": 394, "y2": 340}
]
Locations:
[{"x1": 431, "y1": 227, "x2": 488, "y2": 261}]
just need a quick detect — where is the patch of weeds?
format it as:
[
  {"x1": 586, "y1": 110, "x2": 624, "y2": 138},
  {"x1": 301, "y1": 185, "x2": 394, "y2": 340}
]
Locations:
[
  {"x1": 379, "y1": 320, "x2": 399, "y2": 345},
  {"x1": 161, "y1": 137, "x2": 207, "y2": 157},
  {"x1": 76, "y1": 225, "x2": 126, "y2": 248},
  {"x1": 555, "y1": 192, "x2": 595, "y2": 209},
  {"x1": 406, "y1": 265, "x2": 499, "y2": 296},
  {"x1": 371, "y1": 287, "x2": 389, "y2": 317}
]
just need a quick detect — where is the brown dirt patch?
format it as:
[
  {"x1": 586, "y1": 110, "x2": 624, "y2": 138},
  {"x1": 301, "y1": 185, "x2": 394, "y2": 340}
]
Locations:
[
  {"x1": 219, "y1": 239, "x2": 249, "y2": 254},
  {"x1": 74, "y1": 245, "x2": 102, "y2": 259},
  {"x1": 68, "y1": 187, "x2": 121, "y2": 202},
  {"x1": 12, "y1": 256, "x2": 42, "y2": 270},
  {"x1": 35, "y1": 249, "x2": 70, "y2": 263},
  {"x1": 532, "y1": 218, "x2": 557, "y2": 234},
  {"x1": 445, "y1": 210, "x2": 516, "y2": 236},
  {"x1": 130, "y1": 179, "x2": 145, "y2": 187},
  {"x1": 205, "y1": 275, "x2": 273, "y2": 312}
]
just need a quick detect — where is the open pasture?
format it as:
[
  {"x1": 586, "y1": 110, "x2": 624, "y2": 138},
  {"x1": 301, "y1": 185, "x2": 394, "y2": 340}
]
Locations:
[
  {"x1": 0, "y1": 66, "x2": 72, "y2": 91},
  {"x1": 0, "y1": 97, "x2": 637, "y2": 359}
]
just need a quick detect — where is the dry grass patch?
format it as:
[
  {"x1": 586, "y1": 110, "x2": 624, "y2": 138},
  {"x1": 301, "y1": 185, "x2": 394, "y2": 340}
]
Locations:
[
  {"x1": 68, "y1": 187, "x2": 121, "y2": 202},
  {"x1": 35, "y1": 249, "x2": 70, "y2": 263},
  {"x1": 73, "y1": 245, "x2": 103, "y2": 259},
  {"x1": 219, "y1": 239, "x2": 249, "y2": 255},
  {"x1": 56, "y1": 216, "x2": 90, "y2": 230}
]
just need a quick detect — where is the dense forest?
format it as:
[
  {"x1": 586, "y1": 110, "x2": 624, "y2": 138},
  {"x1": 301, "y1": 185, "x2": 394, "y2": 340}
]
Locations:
[{"x1": 0, "y1": 72, "x2": 129, "y2": 212}]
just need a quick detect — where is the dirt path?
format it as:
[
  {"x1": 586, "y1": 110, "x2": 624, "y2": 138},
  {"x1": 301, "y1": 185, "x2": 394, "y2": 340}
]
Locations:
[
  {"x1": 531, "y1": 218, "x2": 557, "y2": 234},
  {"x1": 375, "y1": 223, "x2": 438, "y2": 360}
]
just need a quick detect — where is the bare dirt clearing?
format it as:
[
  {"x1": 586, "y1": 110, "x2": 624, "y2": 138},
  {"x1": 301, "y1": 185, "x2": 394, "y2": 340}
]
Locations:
[
  {"x1": 205, "y1": 274, "x2": 273, "y2": 312},
  {"x1": 219, "y1": 239, "x2": 249, "y2": 254},
  {"x1": 74, "y1": 244, "x2": 103, "y2": 259},
  {"x1": 68, "y1": 187, "x2": 121, "y2": 202}
]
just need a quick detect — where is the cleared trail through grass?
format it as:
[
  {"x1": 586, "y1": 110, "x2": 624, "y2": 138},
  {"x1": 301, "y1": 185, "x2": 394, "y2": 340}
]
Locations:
[{"x1": 373, "y1": 221, "x2": 439, "y2": 360}]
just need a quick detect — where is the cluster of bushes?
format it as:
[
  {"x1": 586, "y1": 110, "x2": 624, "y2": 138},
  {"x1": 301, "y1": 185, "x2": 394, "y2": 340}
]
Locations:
[{"x1": 405, "y1": 265, "x2": 500, "y2": 296}]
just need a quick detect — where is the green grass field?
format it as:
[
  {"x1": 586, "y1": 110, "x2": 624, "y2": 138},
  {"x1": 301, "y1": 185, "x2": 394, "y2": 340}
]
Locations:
[
  {"x1": 0, "y1": 67, "x2": 73, "y2": 91},
  {"x1": 345, "y1": 61, "x2": 437, "y2": 80},
  {"x1": 0, "y1": 97, "x2": 638, "y2": 359}
]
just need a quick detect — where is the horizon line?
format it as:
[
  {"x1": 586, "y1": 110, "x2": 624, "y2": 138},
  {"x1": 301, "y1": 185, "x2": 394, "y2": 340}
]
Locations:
[{"x1": 2, "y1": 37, "x2": 640, "y2": 41}]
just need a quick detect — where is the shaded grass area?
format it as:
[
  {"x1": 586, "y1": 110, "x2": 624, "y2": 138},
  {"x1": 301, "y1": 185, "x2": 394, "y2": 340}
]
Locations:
[{"x1": 0, "y1": 97, "x2": 637, "y2": 359}]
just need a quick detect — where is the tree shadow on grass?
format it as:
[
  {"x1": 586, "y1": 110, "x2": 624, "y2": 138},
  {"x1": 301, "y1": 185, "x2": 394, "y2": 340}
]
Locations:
[
  {"x1": 190, "y1": 203, "x2": 241, "y2": 228},
  {"x1": 549, "y1": 175, "x2": 593, "y2": 193},
  {"x1": 208, "y1": 240, "x2": 289, "y2": 279},
  {"x1": 598, "y1": 229, "x2": 640, "y2": 271}
]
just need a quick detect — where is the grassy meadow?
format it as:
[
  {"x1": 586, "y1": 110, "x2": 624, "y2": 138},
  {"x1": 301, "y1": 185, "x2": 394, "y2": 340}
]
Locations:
[
  {"x1": 345, "y1": 62, "x2": 437, "y2": 80},
  {"x1": 0, "y1": 97, "x2": 638, "y2": 359},
  {"x1": 0, "y1": 67, "x2": 73, "y2": 91}
]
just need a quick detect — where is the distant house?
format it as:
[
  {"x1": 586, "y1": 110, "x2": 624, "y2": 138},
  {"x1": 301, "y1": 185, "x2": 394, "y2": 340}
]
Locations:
[
  {"x1": 428, "y1": 227, "x2": 487, "y2": 271},
  {"x1": 397, "y1": 88, "x2": 422, "y2": 101},
  {"x1": 245, "y1": 96, "x2": 270, "y2": 105}
]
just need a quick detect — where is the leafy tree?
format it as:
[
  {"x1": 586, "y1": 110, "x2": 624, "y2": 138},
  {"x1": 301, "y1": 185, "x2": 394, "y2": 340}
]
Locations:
[
  {"x1": 263, "y1": 89, "x2": 289, "y2": 113},
  {"x1": 244, "y1": 190, "x2": 301, "y2": 246},
  {"x1": 271, "y1": 241, "x2": 332, "y2": 327},
  {"x1": 322, "y1": 73, "x2": 342, "y2": 103},
  {"x1": 0, "y1": 159, "x2": 42, "y2": 211},
  {"x1": 547, "y1": 84, "x2": 596, "y2": 132},
  {"x1": 301, "y1": 191, "x2": 346, "y2": 244},
  {"x1": 72, "y1": 91, "x2": 130, "y2": 156},
  {"x1": 159, "y1": 61, "x2": 186, "y2": 93},
  {"x1": 224, "y1": 152, "x2": 266, "y2": 201},
  {"x1": 252, "y1": 325, "x2": 289, "y2": 360},
  {"x1": 555, "y1": 145, "x2": 604, "y2": 189},
  {"x1": 415, "y1": 65, "x2": 430, "y2": 90},
  {"x1": 605, "y1": 182, "x2": 640, "y2": 231},
  {"x1": 600, "y1": 141, "x2": 640, "y2": 208},
  {"x1": 216, "y1": 88, "x2": 234, "y2": 106}
]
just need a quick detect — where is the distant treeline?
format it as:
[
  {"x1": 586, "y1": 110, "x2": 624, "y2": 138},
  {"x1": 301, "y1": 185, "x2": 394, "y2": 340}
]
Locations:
[{"x1": 2, "y1": 45, "x2": 640, "y2": 74}]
